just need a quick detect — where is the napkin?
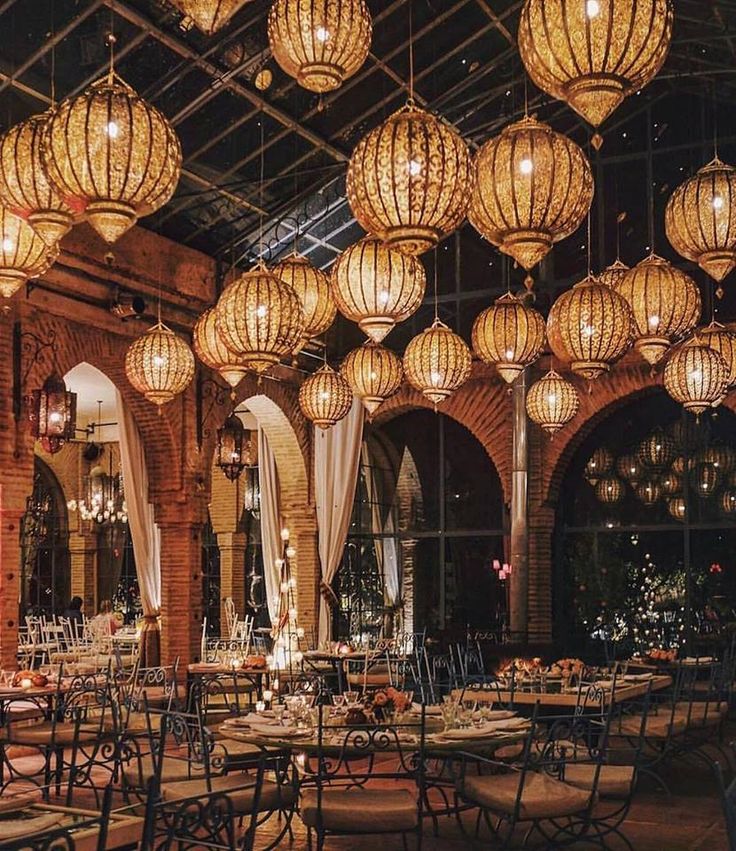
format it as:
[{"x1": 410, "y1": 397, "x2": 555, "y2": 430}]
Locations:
[
  {"x1": 0, "y1": 792, "x2": 40, "y2": 814},
  {"x1": 248, "y1": 723, "x2": 304, "y2": 738},
  {"x1": 623, "y1": 673, "x2": 653, "y2": 682},
  {"x1": 441, "y1": 718, "x2": 529, "y2": 740}
]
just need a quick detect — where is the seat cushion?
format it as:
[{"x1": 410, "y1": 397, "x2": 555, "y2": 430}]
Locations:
[
  {"x1": 161, "y1": 773, "x2": 294, "y2": 814},
  {"x1": 8, "y1": 722, "x2": 102, "y2": 746},
  {"x1": 460, "y1": 771, "x2": 593, "y2": 820},
  {"x1": 218, "y1": 738, "x2": 272, "y2": 761},
  {"x1": 123, "y1": 754, "x2": 204, "y2": 787},
  {"x1": 674, "y1": 701, "x2": 728, "y2": 727},
  {"x1": 299, "y1": 788, "x2": 418, "y2": 833},
  {"x1": 495, "y1": 742, "x2": 524, "y2": 761},
  {"x1": 618, "y1": 713, "x2": 686, "y2": 739},
  {"x1": 564, "y1": 764, "x2": 635, "y2": 798},
  {"x1": 138, "y1": 686, "x2": 173, "y2": 706},
  {"x1": 346, "y1": 672, "x2": 392, "y2": 687}
]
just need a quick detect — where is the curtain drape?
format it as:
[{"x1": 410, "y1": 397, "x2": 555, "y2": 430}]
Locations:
[
  {"x1": 315, "y1": 398, "x2": 364, "y2": 645},
  {"x1": 115, "y1": 390, "x2": 161, "y2": 666},
  {"x1": 361, "y1": 442, "x2": 400, "y2": 607},
  {"x1": 257, "y1": 427, "x2": 283, "y2": 625}
]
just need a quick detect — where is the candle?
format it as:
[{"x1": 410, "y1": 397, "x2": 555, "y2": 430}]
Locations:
[
  {"x1": 20, "y1": 677, "x2": 32, "y2": 689},
  {"x1": 256, "y1": 700, "x2": 265, "y2": 713}
]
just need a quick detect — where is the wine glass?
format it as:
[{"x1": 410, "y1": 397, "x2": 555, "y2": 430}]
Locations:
[{"x1": 344, "y1": 690, "x2": 359, "y2": 707}]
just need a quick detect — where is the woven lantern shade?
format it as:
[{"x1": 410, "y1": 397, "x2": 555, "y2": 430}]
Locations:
[
  {"x1": 518, "y1": 0, "x2": 673, "y2": 129},
  {"x1": 471, "y1": 292, "x2": 546, "y2": 383},
  {"x1": 169, "y1": 1, "x2": 253, "y2": 34},
  {"x1": 667, "y1": 496, "x2": 686, "y2": 520},
  {"x1": 637, "y1": 427, "x2": 675, "y2": 472},
  {"x1": 125, "y1": 321, "x2": 195, "y2": 407},
  {"x1": 347, "y1": 103, "x2": 472, "y2": 256},
  {"x1": 671, "y1": 455, "x2": 686, "y2": 475},
  {"x1": 692, "y1": 461, "x2": 719, "y2": 498},
  {"x1": 546, "y1": 274, "x2": 633, "y2": 380},
  {"x1": 193, "y1": 307, "x2": 247, "y2": 389},
  {"x1": 42, "y1": 72, "x2": 182, "y2": 244},
  {"x1": 0, "y1": 111, "x2": 80, "y2": 248},
  {"x1": 698, "y1": 321, "x2": 736, "y2": 386},
  {"x1": 271, "y1": 252, "x2": 336, "y2": 351},
  {"x1": 217, "y1": 263, "x2": 305, "y2": 374},
  {"x1": 469, "y1": 115, "x2": 593, "y2": 271},
  {"x1": 268, "y1": 0, "x2": 372, "y2": 93},
  {"x1": 0, "y1": 205, "x2": 58, "y2": 299},
  {"x1": 330, "y1": 236, "x2": 425, "y2": 342},
  {"x1": 595, "y1": 476, "x2": 624, "y2": 504},
  {"x1": 670, "y1": 416, "x2": 707, "y2": 453},
  {"x1": 525, "y1": 369, "x2": 579, "y2": 435},
  {"x1": 403, "y1": 318, "x2": 472, "y2": 405},
  {"x1": 614, "y1": 254, "x2": 701, "y2": 365},
  {"x1": 341, "y1": 342, "x2": 403, "y2": 415},
  {"x1": 665, "y1": 158, "x2": 736, "y2": 282},
  {"x1": 617, "y1": 453, "x2": 642, "y2": 485},
  {"x1": 635, "y1": 479, "x2": 662, "y2": 506},
  {"x1": 663, "y1": 337, "x2": 729, "y2": 415},
  {"x1": 661, "y1": 471, "x2": 682, "y2": 496},
  {"x1": 721, "y1": 489, "x2": 736, "y2": 515},
  {"x1": 298, "y1": 364, "x2": 353, "y2": 429},
  {"x1": 699, "y1": 444, "x2": 736, "y2": 473},
  {"x1": 597, "y1": 259, "x2": 630, "y2": 290},
  {"x1": 585, "y1": 447, "x2": 614, "y2": 484}
]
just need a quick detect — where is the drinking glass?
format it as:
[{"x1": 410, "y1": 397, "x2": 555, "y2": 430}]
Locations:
[
  {"x1": 332, "y1": 694, "x2": 346, "y2": 709},
  {"x1": 344, "y1": 690, "x2": 359, "y2": 707},
  {"x1": 440, "y1": 702, "x2": 457, "y2": 731}
]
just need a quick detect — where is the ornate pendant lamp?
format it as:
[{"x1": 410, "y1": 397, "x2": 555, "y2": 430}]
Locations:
[
  {"x1": 471, "y1": 292, "x2": 546, "y2": 383},
  {"x1": 525, "y1": 369, "x2": 579, "y2": 435},
  {"x1": 597, "y1": 259, "x2": 630, "y2": 290},
  {"x1": 665, "y1": 158, "x2": 736, "y2": 283},
  {"x1": 616, "y1": 453, "x2": 641, "y2": 486},
  {"x1": 29, "y1": 373, "x2": 77, "y2": 455},
  {"x1": 0, "y1": 112, "x2": 80, "y2": 248},
  {"x1": 42, "y1": 71, "x2": 182, "y2": 244},
  {"x1": 518, "y1": 0, "x2": 673, "y2": 131},
  {"x1": 595, "y1": 476, "x2": 624, "y2": 504},
  {"x1": 663, "y1": 336, "x2": 729, "y2": 415},
  {"x1": 469, "y1": 115, "x2": 593, "y2": 271},
  {"x1": 585, "y1": 447, "x2": 614, "y2": 485},
  {"x1": 268, "y1": 0, "x2": 372, "y2": 93},
  {"x1": 693, "y1": 462, "x2": 719, "y2": 498},
  {"x1": 661, "y1": 471, "x2": 682, "y2": 496},
  {"x1": 667, "y1": 496, "x2": 686, "y2": 520},
  {"x1": 721, "y1": 489, "x2": 736, "y2": 515},
  {"x1": 0, "y1": 205, "x2": 58, "y2": 299},
  {"x1": 341, "y1": 341, "x2": 403, "y2": 415},
  {"x1": 614, "y1": 254, "x2": 701, "y2": 365},
  {"x1": 216, "y1": 263, "x2": 305, "y2": 374},
  {"x1": 546, "y1": 274, "x2": 633, "y2": 380},
  {"x1": 347, "y1": 103, "x2": 472, "y2": 256},
  {"x1": 637, "y1": 427, "x2": 675, "y2": 472},
  {"x1": 193, "y1": 307, "x2": 248, "y2": 389},
  {"x1": 125, "y1": 321, "x2": 196, "y2": 407},
  {"x1": 298, "y1": 364, "x2": 354, "y2": 429},
  {"x1": 699, "y1": 444, "x2": 736, "y2": 473},
  {"x1": 403, "y1": 318, "x2": 471, "y2": 406},
  {"x1": 169, "y1": 0, "x2": 253, "y2": 34},
  {"x1": 271, "y1": 253, "x2": 337, "y2": 352},
  {"x1": 635, "y1": 479, "x2": 662, "y2": 506},
  {"x1": 330, "y1": 236, "x2": 425, "y2": 342},
  {"x1": 216, "y1": 414, "x2": 249, "y2": 481},
  {"x1": 698, "y1": 321, "x2": 736, "y2": 387}
]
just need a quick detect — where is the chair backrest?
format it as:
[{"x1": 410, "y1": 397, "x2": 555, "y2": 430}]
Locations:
[
  {"x1": 152, "y1": 707, "x2": 225, "y2": 787},
  {"x1": 224, "y1": 597, "x2": 237, "y2": 638}
]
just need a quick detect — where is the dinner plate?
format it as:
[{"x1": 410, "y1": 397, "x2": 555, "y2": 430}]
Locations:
[{"x1": 248, "y1": 724, "x2": 305, "y2": 738}]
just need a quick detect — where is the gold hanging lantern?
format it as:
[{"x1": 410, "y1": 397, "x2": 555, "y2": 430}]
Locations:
[
  {"x1": 330, "y1": 236, "x2": 425, "y2": 342},
  {"x1": 616, "y1": 453, "x2": 641, "y2": 485},
  {"x1": 698, "y1": 443, "x2": 736, "y2": 473},
  {"x1": 341, "y1": 341, "x2": 403, "y2": 415},
  {"x1": 216, "y1": 414, "x2": 248, "y2": 481},
  {"x1": 637, "y1": 427, "x2": 675, "y2": 472},
  {"x1": 125, "y1": 321, "x2": 195, "y2": 407},
  {"x1": 471, "y1": 292, "x2": 546, "y2": 383},
  {"x1": 671, "y1": 455, "x2": 686, "y2": 475},
  {"x1": 525, "y1": 369, "x2": 579, "y2": 435},
  {"x1": 168, "y1": 0, "x2": 253, "y2": 35},
  {"x1": 271, "y1": 252, "x2": 337, "y2": 351},
  {"x1": 42, "y1": 72, "x2": 182, "y2": 244},
  {"x1": 667, "y1": 496, "x2": 686, "y2": 520},
  {"x1": 469, "y1": 115, "x2": 593, "y2": 270},
  {"x1": 585, "y1": 447, "x2": 613, "y2": 484},
  {"x1": 698, "y1": 321, "x2": 736, "y2": 386},
  {"x1": 595, "y1": 476, "x2": 624, "y2": 504},
  {"x1": 597, "y1": 259, "x2": 630, "y2": 289},
  {"x1": 518, "y1": 0, "x2": 673, "y2": 130},
  {"x1": 403, "y1": 318, "x2": 471, "y2": 405},
  {"x1": 29, "y1": 373, "x2": 77, "y2": 455},
  {"x1": 613, "y1": 254, "x2": 701, "y2": 365},
  {"x1": 665, "y1": 158, "x2": 736, "y2": 283},
  {"x1": 298, "y1": 364, "x2": 354, "y2": 429},
  {"x1": 663, "y1": 337, "x2": 729, "y2": 415},
  {"x1": 660, "y1": 471, "x2": 682, "y2": 496},
  {"x1": 0, "y1": 205, "x2": 58, "y2": 299},
  {"x1": 546, "y1": 274, "x2": 633, "y2": 380},
  {"x1": 692, "y1": 461, "x2": 719, "y2": 498},
  {"x1": 193, "y1": 307, "x2": 248, "y2": 389},
  {"x1": 216, "y1": 263, "x2": 305, "y2": 374},
  {"x1": 721, "y1": 489, "x2": 736, "y2": 515},
  {"x1": 0, "y1": 112, "x2": 80, "y2": 248},
  {"x1": 268, "y1": 0, "x2": 372, "y2": 93},
  {"x1": 635, "y1": 478, "x2": 662, "y2": 506},
  {"x1": 347, "y1": 103, "x2": 472, "y2": 256}
]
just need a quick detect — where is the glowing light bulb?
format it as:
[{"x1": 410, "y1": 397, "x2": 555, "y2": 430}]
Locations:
[
  {"x1": 256, "y1": 304, "x2": 267, "y2": 318},
  {"x1": 409, "y1": 159, "x2": 422, "y2": 176},
  {"x1": 519, "y1": 158, "x2": 533, "y2": 175},
  {"x1": 713, "y1": 196, "x2": 724, "y2": 211},
  {"x1": 505, "y1": 349, "x2": 514, "y2": 360},
  {"x1": 378, "y1": 290, "x2": 390, "y2": 306},
  {"x1": 2, "y1": 238, "x2": 14, "y2": 252},
  {"x1": 48, "y1": 411, "x2": 63, "y2": 424},
  {"x1": 586, "y1": 0, "x2": 600, "y2": 17},
  {"x1": 316, "y1": 26, "x2": 329, "y2": 42},
  {"x1": 152, "y1": 355, "x2": 165, "y2": 367},
  {"x1": 547, "y1": 393, "x2": 557, "y2": 405},
  {"x1": 106, "y1": 121, "x2": 119, "y2": 139},
  {"x1": 581, "y1": 323, "x2": 594, "y2": 338},
  {"x1": 648, "y1": 314, "x2": 660, "y2": 330},
  {"x1": 430, "y1": 370, "x2": 442, "y2": 385},
  {"x1": 319, "y1": 390, "x2": 330, "y2": 401},
  {"x1": 370, "y1": 371, "x2": 377, "y2": 380},
  {"x1": 280, "y1": 527, "x2": 290, "y2": 541}
]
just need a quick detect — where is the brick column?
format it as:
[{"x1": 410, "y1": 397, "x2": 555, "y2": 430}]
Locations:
[
  {"x1": 527, "y1": 506, "x2": 555, "y2": 643},
  {"x1": 281, "y1": 504, "x2": 319, "y2": 644},
  {"x1": 68, "y1": 531, "x2": 98, "y2": 615},
  {"x1": 216, "y1": 531, "x2": 247, "y2": 629}
]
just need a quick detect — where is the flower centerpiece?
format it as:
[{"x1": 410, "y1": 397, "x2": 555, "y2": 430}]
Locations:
[
  {"x1": 550, "y1": 657, "x2": 585, "y2": 681},
  {"x1": 370, "y1": 686, "x2": 411, "y2": 722}
]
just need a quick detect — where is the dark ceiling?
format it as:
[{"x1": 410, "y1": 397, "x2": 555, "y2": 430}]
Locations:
[{"x1": 3, "y1": 0, "x2": 736, "y2": 357}]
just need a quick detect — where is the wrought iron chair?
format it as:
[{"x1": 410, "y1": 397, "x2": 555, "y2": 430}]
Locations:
[{"x1": 714, "y1": 754, "x2": 736, "y2": 851}]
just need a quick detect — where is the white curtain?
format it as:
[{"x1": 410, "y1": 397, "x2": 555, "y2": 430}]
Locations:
[
  {"x1": 361, "y1": 443, "x2": 400, "y2": 607},
  {"x1": 115, "y1": 390, "x2": 161, "y2": 663},
  {"x1": 257, "y1": 427, "x2": 283, "y2": 625},
  {"x1": 315, "y1": 398, "x2": 364, "y2": 644}
]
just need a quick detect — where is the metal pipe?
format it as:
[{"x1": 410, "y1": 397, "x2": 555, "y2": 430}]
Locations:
[{"x1": 509, "y1": 369, "x2": 529, "y2": 644}]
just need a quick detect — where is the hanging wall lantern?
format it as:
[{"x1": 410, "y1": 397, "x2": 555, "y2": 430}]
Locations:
[
  {"x1": 29, "y1": 372, "x2": 77, "y2": 454},
  {"x1": 216, "y1": 414, "x2": 248, "y2": 481}
]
